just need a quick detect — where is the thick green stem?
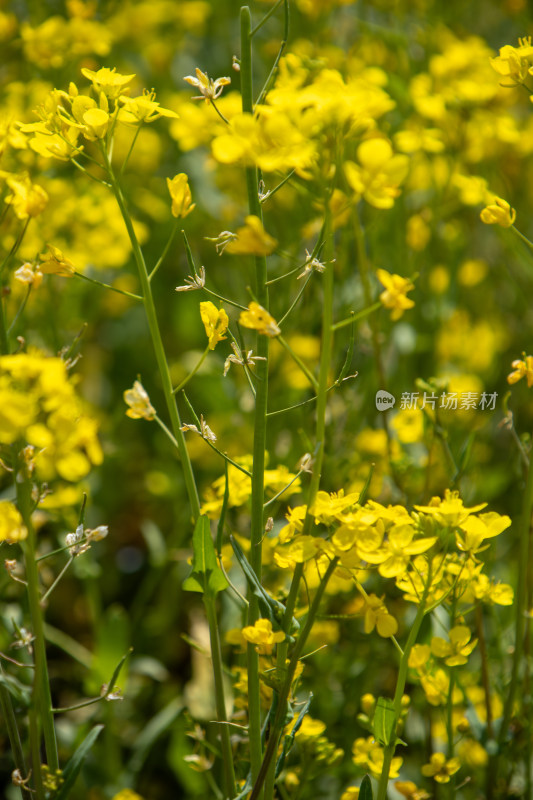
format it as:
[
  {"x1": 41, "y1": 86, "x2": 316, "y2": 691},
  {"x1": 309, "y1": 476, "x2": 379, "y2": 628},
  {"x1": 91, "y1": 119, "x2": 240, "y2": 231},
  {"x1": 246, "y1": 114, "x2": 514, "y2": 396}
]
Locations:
[
  {"x1": 241, "y1": 5, "x2": 270, "y2": 787},
  {"x1": 376, "y1": 568, "x2": 432, "y2": 800},
  {"x1": 205, "y1": 595, "x2": 237, "y2": 799},
  {"x1": 103, "y1": 149, "x2": 200, "y2": 521},
  {"x1": 17, "y1": 470, "x2": 59, "y2": 775}
]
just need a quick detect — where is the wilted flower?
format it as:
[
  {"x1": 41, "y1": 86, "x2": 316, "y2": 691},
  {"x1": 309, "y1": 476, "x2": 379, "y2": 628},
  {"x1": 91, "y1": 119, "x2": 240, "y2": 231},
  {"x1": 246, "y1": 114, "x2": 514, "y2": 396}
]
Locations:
[
  {"x1": 38, "y1": 245, "x2": 76, "y2": 277},
  {"x1": 124, "y1": 380, "x2": 156, "y2": 420},
  {"x1": 184, "y1": 68, "x2": 231, "y2": 103},
  {"x1": 507, "y1": 354, "x2": 533, "y2": 387},
  {"x1": 239, "y1": 302, "x2": 280, "y2": 337}
]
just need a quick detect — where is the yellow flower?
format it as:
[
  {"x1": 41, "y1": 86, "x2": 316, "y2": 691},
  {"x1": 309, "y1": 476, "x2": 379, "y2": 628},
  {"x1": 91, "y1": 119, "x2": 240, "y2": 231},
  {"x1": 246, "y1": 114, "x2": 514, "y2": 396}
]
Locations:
[
  {"x1": 5, "y1": 175, "x2": 48, "y2": 219},
  {"x1": 118, "y1": 90, "x2": 179, "y2": 124},
  {"x1": 111, "y1": 791, "x2": 145, "y2": 800},
  {"x1": 225, "y1": 215, "x2": 278, "y2": 257},
  {"x1": 362, "y1": 594, "x2": 398, "y2": 638},
  {"x1": 14, "y1": 263, "x2": 43, "y2": 289},
  {"x1": 414, "y1": 489, "x2": 486, "y2": 527},
  {"x1": 239, "y1": 302, "x2": 280, "y2": 337},
  {"x1": 0, "y1": 501, "x2": 27, "y2": 543},
  {"x1": 167, "y1": 173, "x2": 195, "y2": 218},
  {"x1": 456, "y1": 511, "x2": 511, "y2": 554},
  {"x1": 507, "y1": 355, "x2": 533, "y2": 387},
  {"x1": 38, "y1": 245, "x2": 76, "y2": 277},
  {"x1": 184, "y1": 67, "x2": 231, "y2": 103},
  {"x1": 199, "y1": 301, "x2": 228, "y2": 350},
  {"x1": 430, "y1": 626, "x2": 477, "y2": 667},
  {"x1": 480, "y1": 197, "x2": 516, "y2": 227},
  {"x1": 124, "y1": 381, "x2": 156, "y2": 420},
  {"x1": 81, "y1": 66, "x2": 136, "y2": 99},
  {"x1": 344, "y1": 139, "x2": 409, "y2": 209},
  {"x1": 241, "y1": 618, "x2": 285, "y2": 655},
  {"x1": 376, "y1": 268, "x2": 415, "y2": 320},
  {"x1": 490, "y1": 38, "x2": 533, "y2": 84},
  {"x1": 421, "y1": 753, "x2": 461, "y2": 783},
  {"x1": 352, "y1": 736, "x2": 402, "y2": 779},
  {"x1": 395, "y1": 781, "x2": 431, "y2": 800}
]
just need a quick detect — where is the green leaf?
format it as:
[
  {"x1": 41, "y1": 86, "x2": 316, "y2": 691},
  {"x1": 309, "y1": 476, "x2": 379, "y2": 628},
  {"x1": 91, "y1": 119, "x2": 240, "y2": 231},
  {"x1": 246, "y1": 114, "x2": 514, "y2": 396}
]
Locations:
[
  {"x1": 373, "y1": 696, "x2": 396, "y2": 746},
  {"x1": 55, "y1": 724, "x2": 104, "y2": 800},
  {"x1": 360, "y1": 774, "x2": 373, "y2": 800},
  {"x1": 183, "y1": 515, "x2": 228, "y2": 596}
]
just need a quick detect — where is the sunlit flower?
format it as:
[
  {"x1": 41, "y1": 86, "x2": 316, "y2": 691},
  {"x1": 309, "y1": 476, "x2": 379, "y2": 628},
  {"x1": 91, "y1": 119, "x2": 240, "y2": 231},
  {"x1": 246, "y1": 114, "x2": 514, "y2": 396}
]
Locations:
[
  {"x1": 376, "y1": 268, "x2": 415, "y2": 320},
  {"x1": 81, "y1": 66, "x2": 136, "y2": 99},
  {"x1": 184, "y1": 68, "x2": 231, "y2": 103},
  {"x1": 239, "y1": 302, "x2": 280, "y2": 337},
  {"x1": 490, "y1": 38, "x2": 533, "y2": 85},
  {"x1": 167, "y1": 173, "x2": 195, "y2": 218},
  {"x1": 119, "y1": 90, "x2": 179, "y2": 124},
  {"x1": 124, "y1": 380, "x2": 156, "y2": 420},
  {"x1": 507, "y1": 354, "x2": 533, "y2": 387},
  {"x1": 421, "y1": 753, "x2": 461, "y2": 783},
  {"x1": 38, "y1": 244, "x2": 76, "y2": 277},
  {"x1": 199, "y1": 301, "x2": 228, "y2": 350},
  {"x1": 480, "y1": 197, "x2": 516, "y2": 227}
]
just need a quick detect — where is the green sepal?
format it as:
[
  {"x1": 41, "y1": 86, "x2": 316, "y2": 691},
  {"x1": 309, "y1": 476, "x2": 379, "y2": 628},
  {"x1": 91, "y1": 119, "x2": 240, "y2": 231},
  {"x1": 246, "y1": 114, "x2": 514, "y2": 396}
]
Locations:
[
  {"x1": 183, "y1": 515, "x2": 228, "y2": 597},
  {"x1": 373, "y1": 696, "x2": 396, "y2": 746}
]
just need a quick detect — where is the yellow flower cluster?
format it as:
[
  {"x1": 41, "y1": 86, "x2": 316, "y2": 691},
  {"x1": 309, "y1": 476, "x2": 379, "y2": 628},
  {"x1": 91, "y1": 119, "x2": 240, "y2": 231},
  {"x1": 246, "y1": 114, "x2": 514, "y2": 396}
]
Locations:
[{"x1": 0, "y1": 351, "x2": 102, "y2": 482}]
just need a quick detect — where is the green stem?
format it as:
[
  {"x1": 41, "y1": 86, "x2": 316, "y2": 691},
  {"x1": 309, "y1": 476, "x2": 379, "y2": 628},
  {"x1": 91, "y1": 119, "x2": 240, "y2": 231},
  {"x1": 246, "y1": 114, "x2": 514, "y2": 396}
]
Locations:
[
  {"x1": 498, "y1": 431, "x2": 533, "y2": 751},
  {"x1": 0, "y1": 670, "x2": 32, "y2": 798},
  {"x1": 102, "y1": 147, "x2": 200, "y2": 520},
  {"x1": 376, "y1": 567, "x2": 432, "y2": 800},
  {"x1": 74, "y1": 271, "x2": 142, "y2": 300},
  {"x1": 241, "y1": 5, "x2": 269, "y2": 788},
  {"x1": 277, "y1": 334, "x2": 318, "y2": 390},
  {"x1": 205, "y1": 595, "x2": 237, "y2": 799},
  {"x1": 331, "y1": 301, "x2": 381, "y2": 331},
  {"x1": 150, "y1": 220, "x2": 180, "y2": 281},
  {"x1": 252, "y1": 557, "x2": 339, "y2": 800},
  {"x1": 172, "y1": 346, "x2": 210, "y2": 394},
  {"x1": 17, "y1": 468, "x2": 59, "y2": 774}
]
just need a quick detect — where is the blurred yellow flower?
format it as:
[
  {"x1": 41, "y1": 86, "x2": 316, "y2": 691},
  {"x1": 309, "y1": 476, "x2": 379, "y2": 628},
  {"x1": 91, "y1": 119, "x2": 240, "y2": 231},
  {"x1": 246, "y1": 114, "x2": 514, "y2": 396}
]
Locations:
[
  {"x1": 5, "y1": 175, "x2": 48, "y2": 219},
  {"x1": 118, "y1": 90, "x2": 179, "y2": 124},
  {"x1": 239, "y1": 302, "x2": 280, "y2": 337},
  {"x1": 507, "y1": 354, "x2": 533, "y2": 387},
  {"x1": 124, "y1": 380, "x2": 156, "y2": 420},
  {"x1": 480, "y1": 197, "x2": 516, "y2": 227},
  {"x1": 0, "y1": 501, "x2": 27, "y2": 543},
  {"x1": 421, "y1": 753, "x2": 461, "y2": 783},
  {"x1": 376, "y1": 268, "x2": 415, "y2": 320},
  {"x1": 14, "y1": 262, "x2": 43, "y2": 289},
  {"x1": 225, "y1": 215, "x2": 277, "y2": 256},
  {"x1": 167, "y1": 173, "x2": 195, "y2": 218},
  {"x1": 345, "y1": 139, "x2": 408, "y2": 209},
  {"x1": 199, "y1": 301, "x2": 228, "y2": 350},
  {"x1": 111, "y1": 791, "x2": 145, "y2": 800},
  {"x1": 38, "y1": 244, "x2": 76, "y2": 277}
]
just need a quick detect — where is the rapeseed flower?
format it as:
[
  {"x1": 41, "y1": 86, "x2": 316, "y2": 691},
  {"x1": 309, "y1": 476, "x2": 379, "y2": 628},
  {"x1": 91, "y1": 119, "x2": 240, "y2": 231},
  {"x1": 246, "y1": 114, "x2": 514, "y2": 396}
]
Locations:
[
  {"x1": 225, "y1": 216, "x2": 277, "y2": 256},
  {"x1": 241, "y1": 618, "x2": 284, "y2": 655},
  {"x1": 5, "y1": 174, "x2": 48, "y2": 219},
  {"x1": 0, "y1": 502, "x2": 27, "y2": 543},
  {"x1": 199, "y1": 301, "x2": 228, "y2": 350},
  {"x1": 167, "y1": 173, "x2": 195, "y2": 218},
  {"x1": 480, "y1": 197, "x2": 516, "y2": 227},
  {"x1": 38, "y1": 244, "x2": 76, "y2": 277},
  {"x1": 124, "y1": 380, "x2": 156, "y2": 420},
  {"x1": 345, "y1": 139, "x2": 408, "y2": 209},
  {"x1": 421, "y1": 753, "x2": 461, "y2": 783},
  {"x1": 507, "y1": 354, "x2": 533, "y2": 387},
  {"x1": 376, "y1": 268, "x2": 415, "y2": 320},
  {"x1": 430, "y1": 626, "x2": 477, "y2": 666},
  {"x1": 239, "y1": 302, "x2": 280, "y2": 337},
  {"x1": 184, "y1": 68, "x2": 230, "y2": 103}
]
